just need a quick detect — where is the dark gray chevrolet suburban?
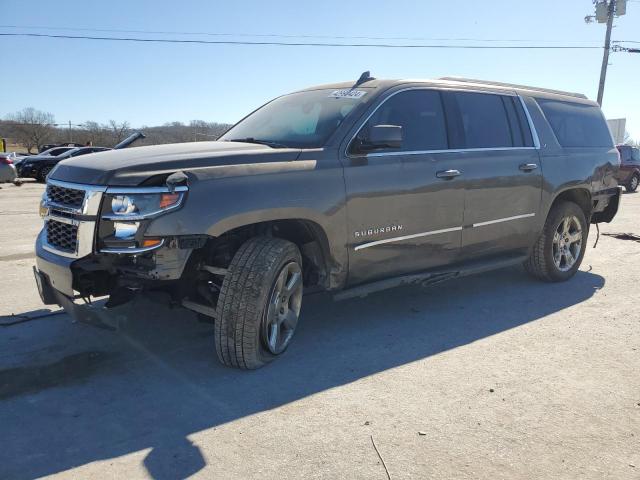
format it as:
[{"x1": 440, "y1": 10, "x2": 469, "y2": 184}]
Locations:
[{"x1": 34, "y1": 74, "x2": 621, "y2": 369}]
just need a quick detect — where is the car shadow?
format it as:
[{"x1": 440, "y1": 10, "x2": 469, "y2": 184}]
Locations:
[{"x1": 0, "y1": 266, "x2": 604, "y2": 479}]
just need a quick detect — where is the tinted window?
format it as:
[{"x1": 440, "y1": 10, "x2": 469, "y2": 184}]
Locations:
[
  {"x1": 452, "y1": 92, "x2": 513, "y2": 148},
  {"x1": 537, "y1": 99, "x2": 613, "y2": 147},
  {"x1": 633, "y1": 148, "x2": 640, "y2": 163},
  {"x1": 353, "y1": 89, "x2": 448, "y2": 153},
  {"x1": 619, "y1": 146, "x2": 632, "y2": 162}
]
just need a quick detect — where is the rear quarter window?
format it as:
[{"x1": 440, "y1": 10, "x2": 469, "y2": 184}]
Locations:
[{"x1": 536, "y1": 98, "x2": 613, "y2": 148}]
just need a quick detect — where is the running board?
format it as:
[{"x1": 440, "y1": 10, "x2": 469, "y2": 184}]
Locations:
[
  {"x1": 182, "y1": 299, "x2": 217, "y2": 318},
  {"x1": 333, "y1": 255, "x2": 527, "y2": 301}
]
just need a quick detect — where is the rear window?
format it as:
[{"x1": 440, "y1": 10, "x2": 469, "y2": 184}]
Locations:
[{"x1": 536, "y1": 99, "x2": 613, "y2": 147}]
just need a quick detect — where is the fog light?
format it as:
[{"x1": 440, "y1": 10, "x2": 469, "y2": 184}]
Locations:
[{"x1": 114, "y1": 221, "x2": 139, "y2": 240}]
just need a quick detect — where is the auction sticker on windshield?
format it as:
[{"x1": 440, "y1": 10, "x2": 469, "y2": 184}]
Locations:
[{"x1": 329, "y1": 89, "x2": 367, "y2": 99}]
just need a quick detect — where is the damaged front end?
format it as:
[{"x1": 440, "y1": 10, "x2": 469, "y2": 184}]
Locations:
[{"x1": 33, "y1": 175, "x2": 206, "y2": 329}]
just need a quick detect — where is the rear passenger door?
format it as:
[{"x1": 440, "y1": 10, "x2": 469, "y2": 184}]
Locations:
[{"x1": 443, "y1": 90, "x2": 543, "y2": 259}]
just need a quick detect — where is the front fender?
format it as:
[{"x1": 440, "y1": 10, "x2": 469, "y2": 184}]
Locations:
[{"x1": 144, "y1": 158, "x2": 349, "y2": 288}]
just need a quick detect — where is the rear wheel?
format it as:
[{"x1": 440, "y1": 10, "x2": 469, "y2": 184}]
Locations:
[
  {"x1": 627, "y1": 173, "x2": 639, "y2": 193},
  {"x1": 215, "y1": 237, "x2": 303, "y2": 369},
  {"x1": 524, "y1": 201, "x2": 588, "y2": 282}
]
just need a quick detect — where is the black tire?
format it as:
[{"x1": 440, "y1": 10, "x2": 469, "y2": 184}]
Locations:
[
  {"x1": 215, "y1": 237, "x2": 303, "y2": 369},
  {"x1": 524, "y1": 201, "x2": 588, "y2": 282},
  {"x1": 37, "y1": 166, "x2": 53, "y2": 183},
  {"x1": 627, "y1": 173, "x2": 639, "y2": 193}
]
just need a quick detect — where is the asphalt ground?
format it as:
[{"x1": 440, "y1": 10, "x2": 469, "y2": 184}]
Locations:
[{"x1": 0, "y1": 181, "x2": 638, "y2": 479}]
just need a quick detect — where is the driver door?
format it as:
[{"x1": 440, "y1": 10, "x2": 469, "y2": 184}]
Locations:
[{"x1": 341, "y1": 88, "x2": 465, "y2": 285}]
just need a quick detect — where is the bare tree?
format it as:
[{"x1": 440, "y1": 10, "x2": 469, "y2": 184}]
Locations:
[
  {"x1": 83, "y1": 121, "x2": 112, "y2": 146},
  {"x1": 6, "y1": 108, "x2": 55, "y2": 153},
  {"x1": 108, "y1": 120, "x2": 130, "y2": 144}
]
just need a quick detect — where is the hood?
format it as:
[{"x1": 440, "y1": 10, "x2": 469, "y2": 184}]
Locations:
[{"x1": 50, "y1": 141, "x2": 303, "y2": 186}]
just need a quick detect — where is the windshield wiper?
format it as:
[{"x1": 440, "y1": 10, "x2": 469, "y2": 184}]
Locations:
[{"x1": 225, "y1": 138, "x2": 289, "y2": 149}]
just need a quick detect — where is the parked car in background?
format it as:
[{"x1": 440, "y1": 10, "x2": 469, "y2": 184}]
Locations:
[
  {"x1": 18, "y1": 132, "x2": 145, "y2": 182},
  {"x1": 616, "y1": 144, "x2": 640, "y2": 193},
  {"x1": 0, "y1": 152, "x2": 19, "y2": 185},
  {"x1": 39, "y1": 143, "x2": 84, "y2": 153},
  {"x1": 18, "y1": 147, "x2": 111, "y2": 182},
  {"x1": 14, "y1": 146, "x2": 75, "y2": 169}
]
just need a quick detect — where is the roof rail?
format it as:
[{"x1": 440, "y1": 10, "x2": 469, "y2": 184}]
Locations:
[{"x1": 438, "y1": 77, "x2": 587, "y2": 99}]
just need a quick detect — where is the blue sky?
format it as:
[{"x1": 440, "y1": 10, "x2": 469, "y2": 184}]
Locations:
[{"x1": 2, "y1": 0, "x2": 639, "y2": 139}]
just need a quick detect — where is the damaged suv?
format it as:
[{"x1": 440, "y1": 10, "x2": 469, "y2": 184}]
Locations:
[{"x1": 34, "y1": 74, "x2": 621, "y2": 369}]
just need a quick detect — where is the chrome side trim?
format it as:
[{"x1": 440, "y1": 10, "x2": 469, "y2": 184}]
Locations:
[
  {"x1": 354, "y1": 226, "x2": 462, "y2": 251},
  {"x1": 472, "y1": 213, "x2": 536, "y2": 228},
  {"x1": 100, "y1": 238, "x2": 165, "y2": 254},
  {"x1": 367, "y1": 146, "x2": 536, "y2": 158},
  {"x1": 353, "y1": 213, "x2": 537, "y2": 251},
  {"x1": 517, "y1": 95, "x2": 541, "y2": 149}
]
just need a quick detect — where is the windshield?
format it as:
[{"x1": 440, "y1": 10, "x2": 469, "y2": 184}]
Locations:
[{"x1": 219, "y1": 88, "x2": 371, "y2": 148}]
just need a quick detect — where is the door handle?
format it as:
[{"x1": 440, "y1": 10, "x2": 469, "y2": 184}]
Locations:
[
  {"x1": 436, "y1": 169, "x2": 461, "y2": 179},
  {"x1": 519, "y1": 163, "x2": 538, "y2": 172}
]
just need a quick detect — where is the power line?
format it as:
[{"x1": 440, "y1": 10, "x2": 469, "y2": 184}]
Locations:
[
  {"x1": 0, "y1": 24, "x2": 607, "y2": 44},
  {"x1": 0, "y1": 32, "x2": 603, "y2": 49}
]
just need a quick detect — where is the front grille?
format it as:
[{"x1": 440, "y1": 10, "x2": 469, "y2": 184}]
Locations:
[
  {"x1": 46, "y1": 184, "x2": 85, "y2": 209},
  {"x1": 46, "y1": 220, "x2": 78, "y2": 253}
]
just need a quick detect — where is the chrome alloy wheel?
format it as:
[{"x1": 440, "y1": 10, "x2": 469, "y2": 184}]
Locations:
[
  {"x1": 261, "y1": 261, "x2": 303, "y2": 355},
  {"x1": 630, "y1": 175, "x2": 639, "y2": 191},
  {"x1": 552, "y1": 215, "x2": 583, "y2": 272}
]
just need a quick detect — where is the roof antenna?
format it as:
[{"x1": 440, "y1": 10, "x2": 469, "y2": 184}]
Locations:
[{"x1": 354, "y1": 71, "x2": 374, "y2": 86}]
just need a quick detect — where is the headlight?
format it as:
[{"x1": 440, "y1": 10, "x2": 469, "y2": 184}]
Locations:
[
  {"x1": 39, "y1": 192, "x2": 49, "y2": 218},
  {"x1": 103, "y1": 189, "x2": 186, "y2": 220}
]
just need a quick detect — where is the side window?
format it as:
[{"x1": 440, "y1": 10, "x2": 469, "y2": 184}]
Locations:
[
  {"x1": 619, "y1": 147, "x2": 631, "y2": 163},
  {"x1": 536, "y1": 98, "x2": 613, "y2": 148},
  {"x1": 352, "y1": 89, "x2": 448, "y2": 153},
  {"x1": 451, "y1": 92, "x2": 514, "y2": 148}
]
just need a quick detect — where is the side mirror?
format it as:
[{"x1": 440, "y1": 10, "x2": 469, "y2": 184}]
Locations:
[{"x1": 363, "y1": 124, "x2": 403, "y2": 151}]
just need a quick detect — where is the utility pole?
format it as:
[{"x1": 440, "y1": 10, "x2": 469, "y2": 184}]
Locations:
[
  {"x1": 68, "y1": 120, "x2": 73, "y2": 143},
  {"x1": 597, "y1": 0, "x2": 616, "y2": 106}
]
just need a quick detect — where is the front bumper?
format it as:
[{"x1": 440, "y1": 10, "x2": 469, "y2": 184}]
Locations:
[
  {"x1": 33, "y1": 265, "x2": 121, "y2": 330},
  {"x1": 35, "y1": 234, "x2": 123, "y2": 330},
  {"x1": 35, "y1": 230, "x2": 75, "y2": 297}
]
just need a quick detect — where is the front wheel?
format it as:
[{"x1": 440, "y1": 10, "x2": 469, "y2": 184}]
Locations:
[
  {"x1": 37, "y1": 166, "x2": 53, "y2": 183},
  {"x1": 215, "y1": 237, "x2": 303, "y2": 369},
  {"x1": 524, "y1": 201, "x2": 588, "y2": 282},
  {"x1": 627, "y1": 173, "x2": 639, "y2": 193}
]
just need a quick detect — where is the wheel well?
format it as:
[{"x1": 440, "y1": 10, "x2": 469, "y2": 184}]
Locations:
[
  {"x1": 198, "y1": 219, "x2": 332, "y2": 289},
  {"x1": 551, "y1": 189, "x2": 592, "y2": 221}
]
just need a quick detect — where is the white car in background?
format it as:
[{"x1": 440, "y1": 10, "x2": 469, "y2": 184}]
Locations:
[{"x1": 0, "y1": 152, "x2": 21, "y2": 186}]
